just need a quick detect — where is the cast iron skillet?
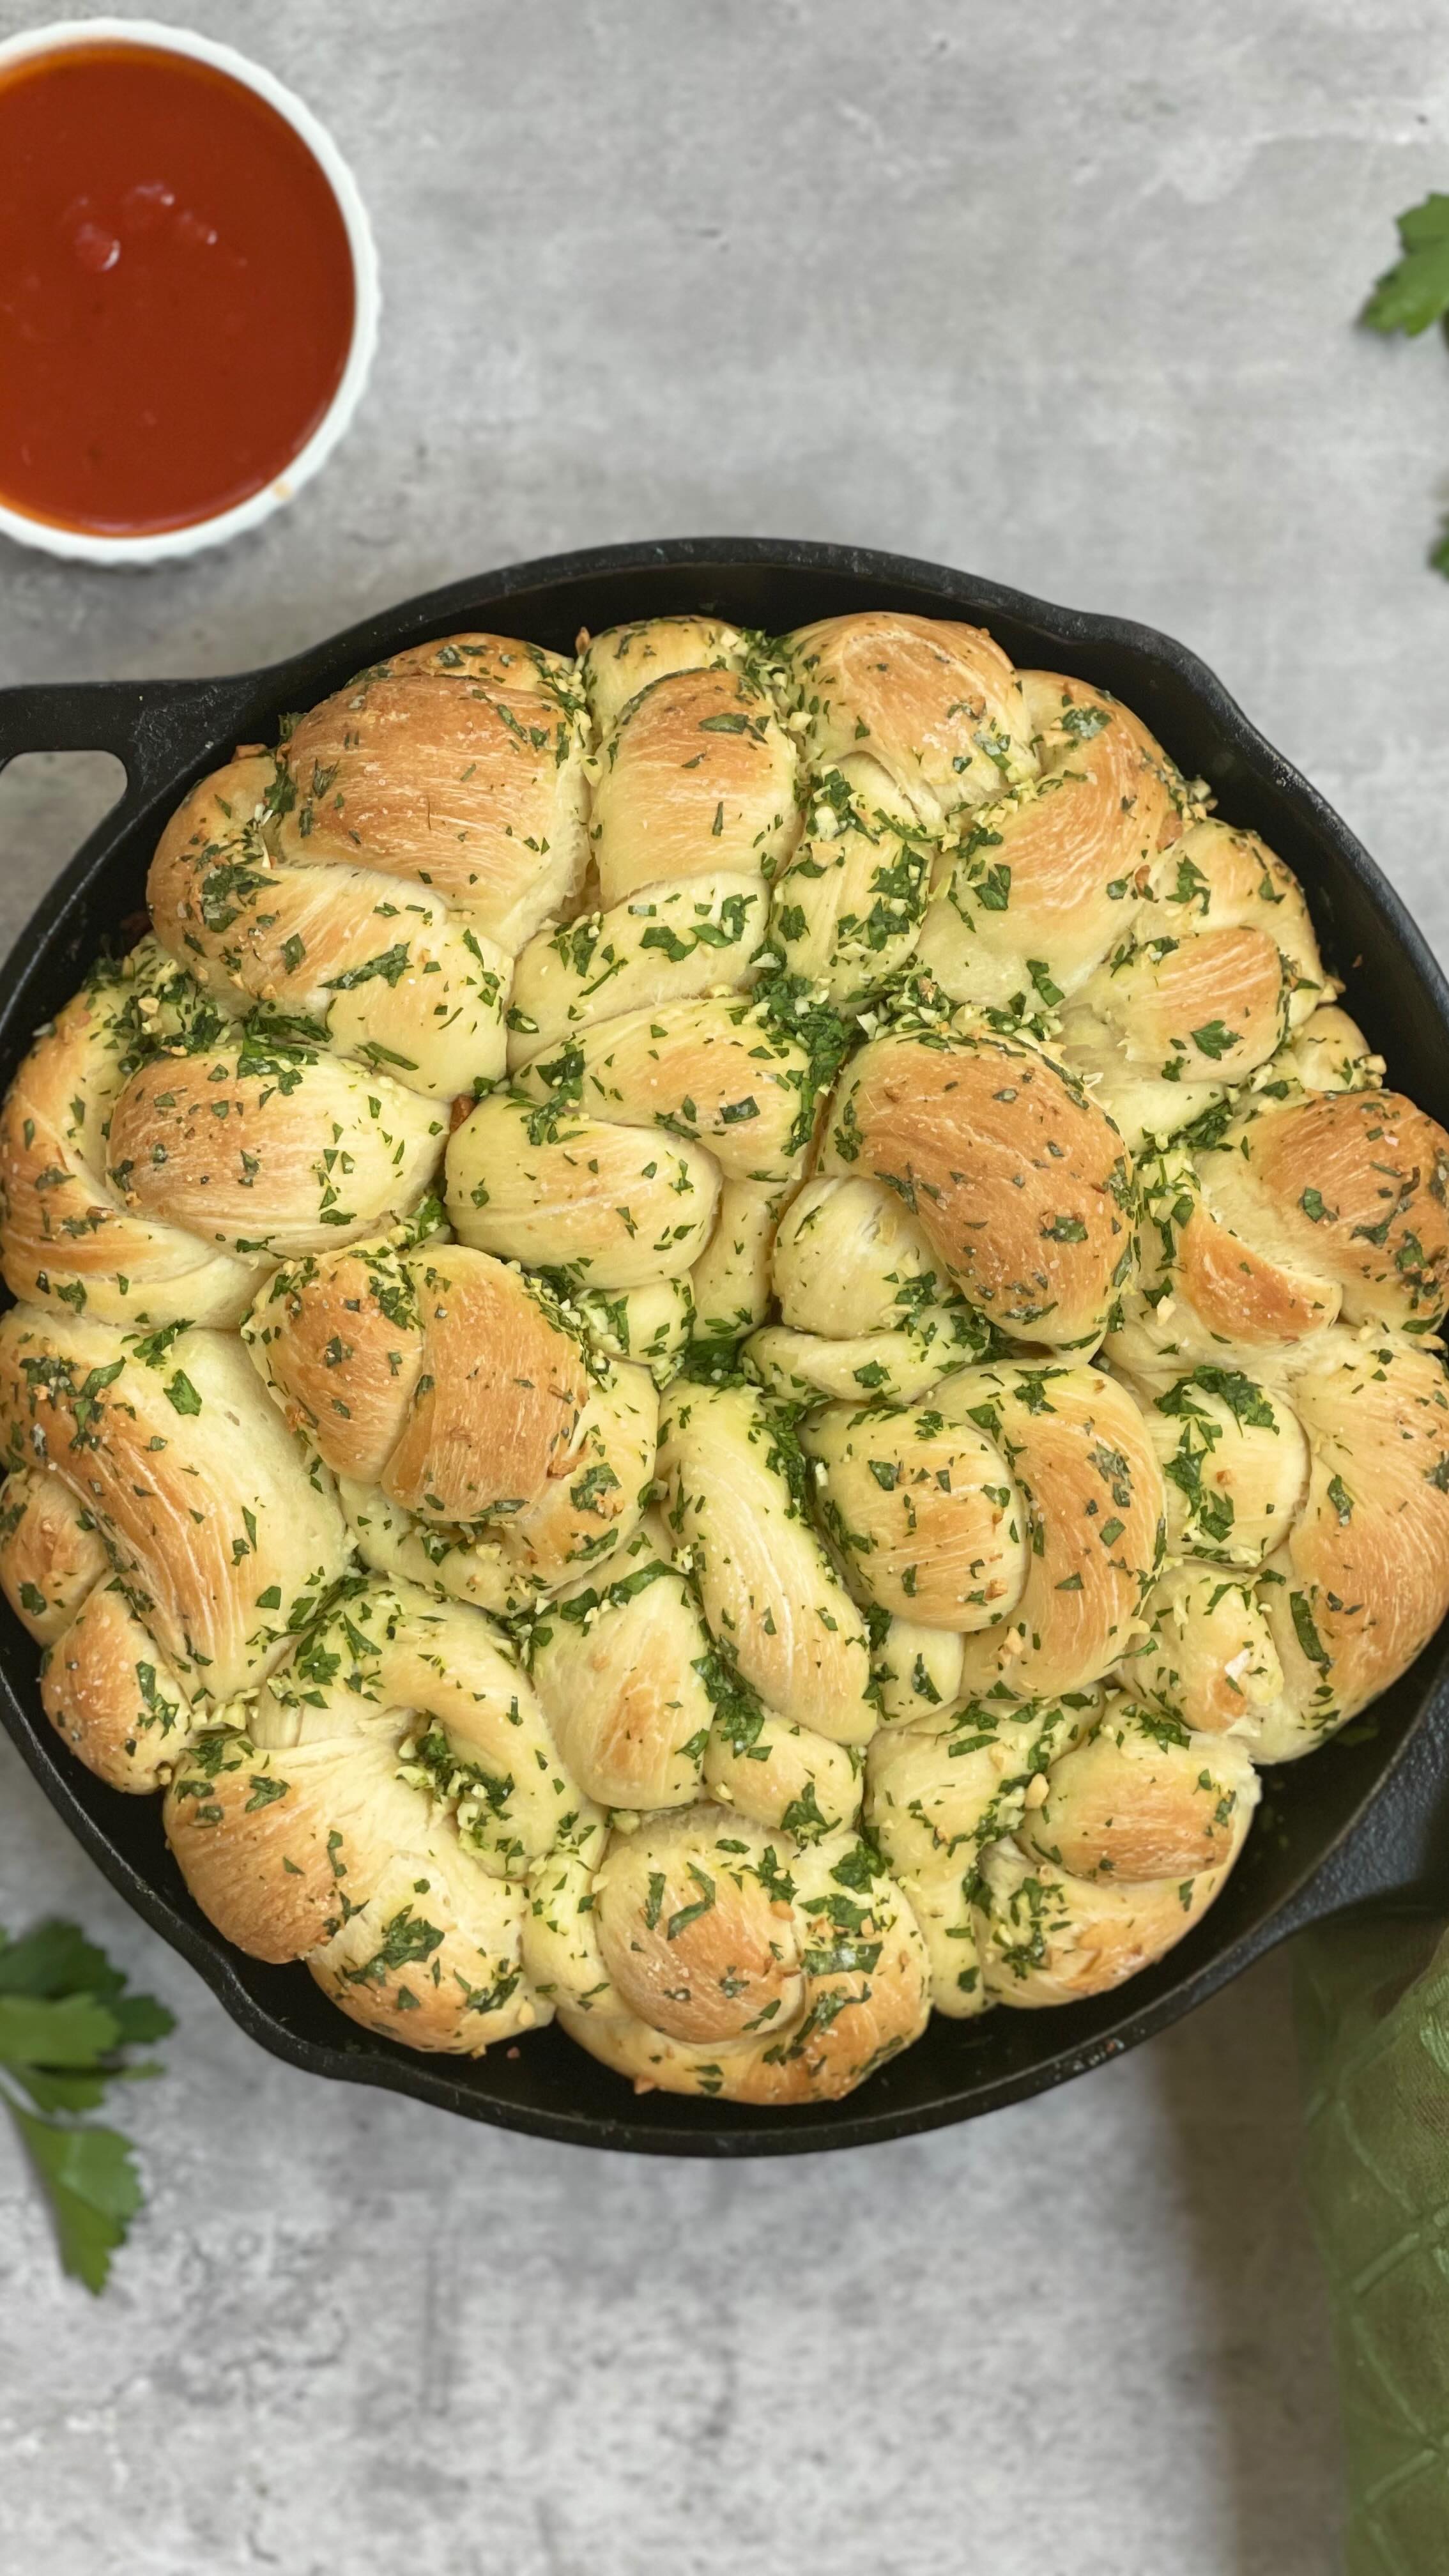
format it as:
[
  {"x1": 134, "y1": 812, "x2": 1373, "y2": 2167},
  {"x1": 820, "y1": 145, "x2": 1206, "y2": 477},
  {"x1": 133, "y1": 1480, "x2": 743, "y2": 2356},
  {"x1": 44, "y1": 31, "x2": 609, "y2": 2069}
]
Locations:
[{"x1": 3, "y1": 535, "x2": 1448, "y2": 2157}]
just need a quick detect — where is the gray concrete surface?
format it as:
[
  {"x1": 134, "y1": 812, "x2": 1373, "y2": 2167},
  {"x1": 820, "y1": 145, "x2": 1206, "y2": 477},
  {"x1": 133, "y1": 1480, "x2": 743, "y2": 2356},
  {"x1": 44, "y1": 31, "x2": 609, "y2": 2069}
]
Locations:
[{"x1": 3, "y1": 0, "x2": 1446, "y2": 2565}]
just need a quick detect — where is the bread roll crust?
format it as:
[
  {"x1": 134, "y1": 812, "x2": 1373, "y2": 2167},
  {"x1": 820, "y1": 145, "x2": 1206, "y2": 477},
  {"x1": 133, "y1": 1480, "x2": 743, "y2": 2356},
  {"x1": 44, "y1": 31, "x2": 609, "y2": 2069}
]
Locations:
[
  {"x1": 590, "y1": 666, "x2": 799, "y2": 905},
  {"x1": 551, "y1": 1807, "x2": 930, "y2": 2103},
  {"x1": 0, "y1": 1303, "x2": 351, "y2": 1786},
  {"x1": 789, "y1": 612, "x2": 1034, "y2": 820},
  {"x1": 822, "y1": 1027, "x2": 1133, "y2": 1349},
  {"x1": 146, "y1": 751, "x2": 512, "y2": 1102},
  {"x1": 917, "y1": 673, "x2": 1177, "y2": 1009},
  {"x1": 275, "y1": 638, "x2": 589, "y2": 949}
]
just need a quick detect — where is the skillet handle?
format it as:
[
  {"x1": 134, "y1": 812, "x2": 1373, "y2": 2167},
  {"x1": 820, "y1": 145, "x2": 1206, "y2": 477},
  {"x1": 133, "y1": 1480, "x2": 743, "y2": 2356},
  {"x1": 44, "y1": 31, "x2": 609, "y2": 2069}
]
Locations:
[
  {"x1": 0, "y1": 673, "x2": 263, "y2": 820},
  {"x1": 1275, "y1": 1687, "x2": 1449, "y2": 1936}
]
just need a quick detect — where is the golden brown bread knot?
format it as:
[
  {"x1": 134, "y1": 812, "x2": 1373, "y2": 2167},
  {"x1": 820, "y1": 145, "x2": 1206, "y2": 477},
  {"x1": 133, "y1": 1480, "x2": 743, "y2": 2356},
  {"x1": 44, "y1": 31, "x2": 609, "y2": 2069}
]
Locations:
[
  {"x1": 0, "y1": 1304, "x2": 350, "y2": 1789},
  {"x1": 162, "y1": 1574, "x2": 599, "y2": 2051},
  {"x1": 452, "y1": 987, "x2": 820, "y2": 1357},
  {"x1": 1109, "y1": 1082, "x2": 1449, "y2": 1370},
  {"x1": 1052, "y1": 820, "x2": 1325, "y2": 1147},
  {"x1": 146, "y1": 633, "x2": 592, "y2": 1103},
  {"x1": 509, "y1": 620, "x2": 791, "y2": 1064},
  {"x1": 815, "y1": 1021, "x2": 1135, "y2": 1351},
  {"x1": 800, "y1": 1358, "x2": 1167, "y2": 1703},
  {"x1": 1123, "y1": 1332, "x2": 1449, "y2": 1759},
  {"x1": 788, "y1": 611, "x2": 1036, "y2": 821},
  {"x1": 525, "y1": 1510, "x2": 864, "y2": 1842},
  {"x1": 866, "y1": 1693, "x2": 1257, "y2": 2014},
  {"x1": 529, "y1": 1804, "x2": 929, "y2": 2104},
  {"x1": 769, "y1": 615, "x2": 1032, "y2": 1012},
  {"x1": 915, "y1": 677, "x2": 1328, "y2": 1146},
  {"x1": 273, "y1": 634, "x2": 589, "y2": 955},
  {"x1": 245, "y1": 1229, "x2": 657, "y2": 1611},
  {"x1": 0, "y1": 940, "x2": 443, "y2": 1328},
  {"x1": 657, "y1": 1376, "x2": 876, "y2": 1742},
  {"x1": 915, "y1": 672, "x2": 1179, "y2": 1008},
  {"x1": 6, "y1": 604, "x2": 1449, "y2": 2111}
]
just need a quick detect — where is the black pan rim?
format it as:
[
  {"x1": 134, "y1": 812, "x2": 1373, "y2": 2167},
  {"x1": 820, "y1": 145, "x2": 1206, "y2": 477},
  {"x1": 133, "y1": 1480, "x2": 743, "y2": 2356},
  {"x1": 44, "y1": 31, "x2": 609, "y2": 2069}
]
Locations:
[{"x1": 3, "y1": 530, "x2": 1446, "y2": 2158}]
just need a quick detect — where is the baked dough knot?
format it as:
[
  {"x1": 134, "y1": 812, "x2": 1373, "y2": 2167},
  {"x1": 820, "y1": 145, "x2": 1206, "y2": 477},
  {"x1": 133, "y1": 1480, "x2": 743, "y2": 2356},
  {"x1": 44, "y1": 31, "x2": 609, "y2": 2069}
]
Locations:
[
  {"x1": 0, "y1": 1303, "x2": 351, "y2": 1790},
  {"x1": 162, "y1": 1571, "x2": 603, "y2": 2054},
  {"x1": 0, "y1": 937, "x2": 444, "y2": 1329}
]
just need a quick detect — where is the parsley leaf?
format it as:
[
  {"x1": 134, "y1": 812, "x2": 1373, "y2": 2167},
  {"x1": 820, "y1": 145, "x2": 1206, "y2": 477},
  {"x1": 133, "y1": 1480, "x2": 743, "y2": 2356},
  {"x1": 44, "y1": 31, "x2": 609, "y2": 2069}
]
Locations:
[
  {"x1": 1363, "y1": 196, "x2": 1449, "y2": 571},
  {"x1": 666, "y1": 1864, "x2": 717, "y2": 1940},
  {"x1": 1291, "y1": 1591, "x2": 1331, "y2": 1671},
  {"x1": 0, "y1": 1917, "x2": 171, "y2": 2293},
  {"x1": 1363, "y1": 195, "x2": 1449, "y2": 337},
  {"x1": 10, "y1": 2114, "x2": 143, "y2": 2294},
  {"x1": 1189, "y1": 1019, "x2": 1241, "y2": 1061}
]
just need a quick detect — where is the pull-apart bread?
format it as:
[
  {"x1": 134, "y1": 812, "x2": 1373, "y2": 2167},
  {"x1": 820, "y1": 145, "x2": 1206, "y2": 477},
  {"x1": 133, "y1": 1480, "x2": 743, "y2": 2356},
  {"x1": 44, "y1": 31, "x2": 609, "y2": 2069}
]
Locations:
[{"x1": 4, "y1": 612, "x2": 1445, "y2": 2104}]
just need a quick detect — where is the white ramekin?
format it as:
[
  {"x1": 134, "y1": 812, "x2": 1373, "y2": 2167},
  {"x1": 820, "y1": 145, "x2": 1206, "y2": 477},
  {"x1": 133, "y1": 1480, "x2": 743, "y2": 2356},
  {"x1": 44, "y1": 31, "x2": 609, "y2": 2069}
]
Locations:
[{"x1": 0, "y1": 17, "x2": 381, "y2": 567}]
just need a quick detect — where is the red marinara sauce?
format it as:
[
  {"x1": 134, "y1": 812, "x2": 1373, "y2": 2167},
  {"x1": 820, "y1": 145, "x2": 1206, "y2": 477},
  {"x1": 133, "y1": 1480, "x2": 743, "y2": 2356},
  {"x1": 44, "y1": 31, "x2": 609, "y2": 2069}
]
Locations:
[{"x1": 0, "y1": 42, "x2": 356, "y2": 535}]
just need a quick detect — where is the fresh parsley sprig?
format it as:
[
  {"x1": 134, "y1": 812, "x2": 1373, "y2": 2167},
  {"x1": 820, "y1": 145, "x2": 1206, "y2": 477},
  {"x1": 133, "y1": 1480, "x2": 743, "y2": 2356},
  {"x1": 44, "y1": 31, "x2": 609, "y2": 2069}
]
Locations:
[
  {"x1": 1362, "y1": 194, "x2": 1449, "y2": 572},
  {"x1": 0, "y1": 1919, "x2": 172, "y2": 2292},
  {"x1": 1364, "y1": 194, "x2": 1449, "y2": 337}
]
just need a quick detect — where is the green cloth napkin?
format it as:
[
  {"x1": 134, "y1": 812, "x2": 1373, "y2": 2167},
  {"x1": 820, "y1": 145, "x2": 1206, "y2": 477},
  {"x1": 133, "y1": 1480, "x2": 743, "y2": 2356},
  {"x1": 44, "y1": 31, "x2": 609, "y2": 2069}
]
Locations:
[{"x1": 1296, "y1": 1916, "x2": 1449, "y2": 2570}]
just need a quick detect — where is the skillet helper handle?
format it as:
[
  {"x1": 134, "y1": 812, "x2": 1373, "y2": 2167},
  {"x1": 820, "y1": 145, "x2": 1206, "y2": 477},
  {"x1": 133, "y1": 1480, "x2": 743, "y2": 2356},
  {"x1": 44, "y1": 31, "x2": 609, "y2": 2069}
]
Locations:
[
  {"x1": 1277, "y1": 1684, "x2": 1449, "y2": 1935},
  {"x1": 0, "y1": 672, "x2": 263, "y2": 823}
]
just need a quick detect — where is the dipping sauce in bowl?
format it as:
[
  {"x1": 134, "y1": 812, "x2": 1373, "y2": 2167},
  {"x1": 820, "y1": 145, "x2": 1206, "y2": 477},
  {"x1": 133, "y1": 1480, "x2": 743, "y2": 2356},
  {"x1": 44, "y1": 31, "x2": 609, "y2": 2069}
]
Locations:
[{"x1": 0, "y1": 26, "x2": 375, "y2": 556}]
